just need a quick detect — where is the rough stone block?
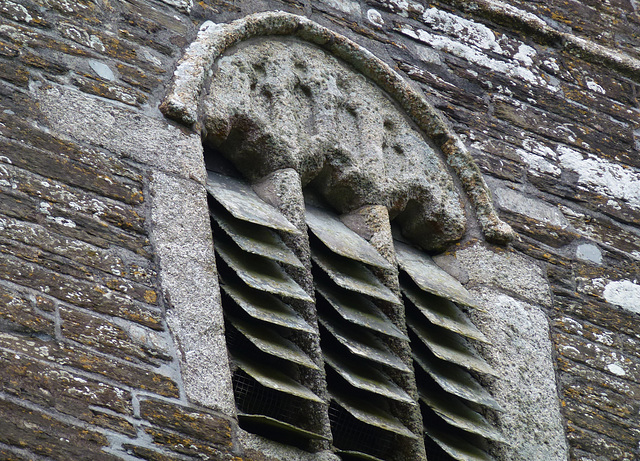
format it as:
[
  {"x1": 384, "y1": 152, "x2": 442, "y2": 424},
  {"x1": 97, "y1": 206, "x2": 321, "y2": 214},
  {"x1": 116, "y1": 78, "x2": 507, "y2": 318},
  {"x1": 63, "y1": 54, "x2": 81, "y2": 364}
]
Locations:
[
  {"x1": 468, "y1": 288, "x2": 569, "y2": 461},
  {"x1": 140, "y1": 397, "x2": 233, "y2": 447},
  {"x1": 0, "y1": 347, "x2": 133, "y2": 421},
  {"x1": 115, "y1": 62, "x2": 163, "y2": 91},
  {"x1": 493, "y1": 186, "x2": 579, "y2": 247},
  {"x1": 0, "y1": 398, "x2": 119, "y2": 460},
  {"x1": 122, "y1": 444, "x2": 191, "y2": 461},
  {"x1": 38, "y1": 85, "x2": 206, "y2": 182},
  {"x1": 556, "y1": 350, "x2": 640, "y2": 401},
  {"x1": 72, "y1": 73, "x2": 147, "y2": 106},
  {"x1": 0, "y1": 217, "x2": 155, "y2": 285},
  {"x1": 555, "y1": 331, "x2": 640, "y2": 384},
  {"x1": 0, "y1": 333, "x2": 180, "y2": 398},
  {"x1": 564, "y1": 400, "x2": 638, "y2": 445},
  {"x1": 60, "y1": 305, "x2": 172, "y2": 365},
  {"x1": 0, "y1": 59, "x2": 30, "y2": 86},
  {"x1": 0, "y1": 236, "x2": 155, "y2": 306},
  {"x1": 0, "y1": 135, "x2": 143, "y2": 206},
  {"x1": 0, "y1": 253, "x2": 162, "y2": 330},
  {"x1": 559, "y1": 204, "x2": 640, "y2": 260},
  {"x1": 0, "y1": 284, "x2": 54, "y2": 335},
  {"x1": 561, "y1": 376, "x2": 637, "y2": 421},
  {"x1": 567, "y1": 422, "x2": 638, "y2": 461},
  {"x1": 144, "y1": 427, "x2": 233, "y2": 460},
  {"x1": 0, "y1": 189, "x2": 151, "y2": 257},
  {"x1": 0, "y1": 0, "x2": 48, "y2": 27},
  {"x1": 451, "y1": 242, "x2": 553, "y2": 307},
  {"x1": 149, "y1": 171, "x2": 234, "y2": 414}
]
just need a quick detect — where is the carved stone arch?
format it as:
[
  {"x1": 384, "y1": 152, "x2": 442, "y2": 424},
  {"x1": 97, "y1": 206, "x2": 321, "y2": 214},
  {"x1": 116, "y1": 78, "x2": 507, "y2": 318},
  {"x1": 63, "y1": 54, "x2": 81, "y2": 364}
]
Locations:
[{"x1": 161, "y1": 11, "x2": 514, "y2": 250}]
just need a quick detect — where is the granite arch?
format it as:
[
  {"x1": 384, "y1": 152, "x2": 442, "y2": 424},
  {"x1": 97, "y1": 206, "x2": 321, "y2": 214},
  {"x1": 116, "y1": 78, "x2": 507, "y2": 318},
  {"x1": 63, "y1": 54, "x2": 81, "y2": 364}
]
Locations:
[{"x1": 161, "y1": 11, "x2": 515, "y2": 250}]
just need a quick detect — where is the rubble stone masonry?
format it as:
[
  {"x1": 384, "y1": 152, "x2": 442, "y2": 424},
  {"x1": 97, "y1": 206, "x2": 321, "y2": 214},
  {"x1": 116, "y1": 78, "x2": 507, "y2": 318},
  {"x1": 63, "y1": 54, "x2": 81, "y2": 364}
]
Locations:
[{"x1": 0, "y1": 0, "x2": 638, "y2": 460}]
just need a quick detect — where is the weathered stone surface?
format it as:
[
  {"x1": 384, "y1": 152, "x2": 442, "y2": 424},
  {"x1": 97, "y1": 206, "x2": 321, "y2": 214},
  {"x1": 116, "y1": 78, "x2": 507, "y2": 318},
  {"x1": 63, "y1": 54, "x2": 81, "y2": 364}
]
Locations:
[
  {"x1": 72, "y1": 73, "x2": 148, "y2": 106},
  {"x1": 0, "y1": 253, "x2": 162, "y2": 330},
  {"x1": 0, "y1": 135, "x2": 143, "y2": 206},
  {"x1": 60, "y1": 306, "x2": 172, "y2": 365},
  {"x1": 451, "y1": 242, "x2": 553, "y2": 307},
  {"x1": 557, "y1": 355, "x2": 640, "y2": 403},
  {"x1": 0, "y1": 113, "x2": 143, "y2": 184},
  {"x1": 203, "y1": 38, "x2": 466, "y2": 250},
  {"x1": 0, "y1": 59, "x2": 30, "y2": 86},
  {"x1": 395, "y1": 60, "x2": 489, "y2": 114},
  {"x1": 89, "y1": 409, "x2": 137, "y2": 437},
  {"x1": 38, "y1": 85, "x2": 206, "y2": 183},
  {"x1": 0, "y1": 217, "x2": 155, "y2": 285},
  {"x1": 555, "y1": 331, "x2": 640, "y2": 384},
  {"x1": 18, "y1": 48, "x2": 68, "y2": 75},
  {"x1": 140, "y1": 397, "x2": 233, "y2": 447},
  {"x1": 564, "y1": 400, "x2": 639, "y2": 446},
  {"x1": 567, "y1": 423, "x2": 638, "y2": 461},
  {"x1": 493, "y1": 186, "x2": 580, "y2": 247},
  {"x1": 561, "y1": 376, "x2": 637, "y2": 421},
  {"x1": 0, "y1": 348, "x2": 133, "y2": 421},
  {"x1": 122, "y1": 444, "x2": 190, "y2": 461},
  {"x1": 149, "y1": 171, "x2": 235, "y2": 414},
  {"x1": 0, "y1": 190, "x2": 151, "y2": 258},
  {"x1": 0, "y1": 398, "x2": 119, "y2": 461},
  {"x1": 0, "y1": 283, "x2": 54, "y2": 335},
  {"x1": 553, "y1": 294, "x2": 640, "y2": 340},
  {"x1": 559, "y1": 205, "x2": 640, "y2": 260},
  {"x1": 116, "y1": 61, "x2": 163, "y2": 91},
  {"x1": 466, "y1": 288, "x2": 569, "y2": 461},
  {"x1": 0, "y1": 333, "x2": 179, "y2": 398},
  {"x1": 0, "y1": 0, "x2": 48, "y2": 27},
  {"x1": 0, "y1": 236, "x2": 156, "y2": 306},
  {"x1": 144, "y1": 427, "x2": 233, "y2": 459},
  {"x1": 0, "y1": 446, "x2": 34, "y2": 461}
]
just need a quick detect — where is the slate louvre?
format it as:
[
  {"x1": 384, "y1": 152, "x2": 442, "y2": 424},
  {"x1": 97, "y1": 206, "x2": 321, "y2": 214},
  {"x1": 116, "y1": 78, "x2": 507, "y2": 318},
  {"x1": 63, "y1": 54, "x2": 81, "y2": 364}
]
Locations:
[{"x1": 205, "y1": 171, "x2": 504, "y2": 460}]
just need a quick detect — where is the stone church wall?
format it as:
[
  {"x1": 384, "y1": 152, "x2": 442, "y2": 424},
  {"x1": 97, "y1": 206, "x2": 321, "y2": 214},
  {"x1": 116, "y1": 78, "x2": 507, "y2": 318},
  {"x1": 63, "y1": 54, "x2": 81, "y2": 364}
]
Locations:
[{"x1": 0, "y1": 0, "x2": 638, "y2": 460}]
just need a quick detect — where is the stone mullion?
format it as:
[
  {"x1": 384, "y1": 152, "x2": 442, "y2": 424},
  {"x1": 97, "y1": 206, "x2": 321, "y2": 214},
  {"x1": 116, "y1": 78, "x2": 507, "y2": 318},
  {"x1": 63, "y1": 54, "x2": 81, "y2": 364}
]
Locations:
[
  {"x1": 253, "y1": 168, "x2": 334, "y2": 454},
  {"x1": 340, "y1": 205, "x2": 428, "y2": 461}
]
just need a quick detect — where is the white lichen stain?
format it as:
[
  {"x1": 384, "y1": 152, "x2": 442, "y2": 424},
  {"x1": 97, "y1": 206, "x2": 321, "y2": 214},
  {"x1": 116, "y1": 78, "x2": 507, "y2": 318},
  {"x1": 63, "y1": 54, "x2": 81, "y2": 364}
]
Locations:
[
  {"x1": 557, "y1": 145, "x2": 640, "y2": 210},
  {"x1": 513, "y1": 43, "x2": 536, "y2": 66},
  {"x1": 388, "y1": 0, "x2": 412, "y2": 17},
  {"x1": 606, "y1": 363, "x2": 626, "y2": 376},
  {"x1": 367, "y1": 9, "x2": 384, "y2": 27},
  {"x1": 60, "y1": 23, "x2": 106, "y2": 53},
  {"x1": 405, "y1": 25, "x2": 543, "y2": 85},
  {"x1": 543, "y1": 58, "x2": 560, "y2": 72},
  {"x1": 559, "y1": 345, "x2": 581, "y2": 357},
  {"x1": 47, "y1": 216, "x2": 77, "y2": 228},
  {"x1": 7, "y1": 2, "x2": 33, "y2": 23},
  {"x1": 606, "y1": 199, "x2": 622, "y2": 210},
  {"x1": 603, "y1": 280, "x2": 640, "y2": 314},
  {"x1": 39, "y1": 202, "x2": 52, "y2": 215},
  {"x1": 516, "y1": 139, "x2": 562, "y2": 177},
  {"x1": 585, "y1": 77, "x2": 606, "y2": 95}
]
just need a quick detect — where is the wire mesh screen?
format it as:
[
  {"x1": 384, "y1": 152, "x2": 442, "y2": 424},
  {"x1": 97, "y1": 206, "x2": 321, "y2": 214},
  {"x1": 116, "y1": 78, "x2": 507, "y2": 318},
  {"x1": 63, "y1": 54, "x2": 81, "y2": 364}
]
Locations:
[
  {"x1": 328, "y1": 400, "x2": 393, "y2": 460},
  {"x1": 232, "y1": 368, "x2": 297, "y2": 423}
]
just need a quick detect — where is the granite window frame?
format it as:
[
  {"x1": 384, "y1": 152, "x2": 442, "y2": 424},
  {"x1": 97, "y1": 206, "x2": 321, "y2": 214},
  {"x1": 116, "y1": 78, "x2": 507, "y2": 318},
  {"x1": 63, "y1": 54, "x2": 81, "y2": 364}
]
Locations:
[
  {"x1": 153, "y1": 11, "x2": 568, "y2": 461},
  {"x1": 203, "y1": 165, "x2": 503, "y2": 461}
]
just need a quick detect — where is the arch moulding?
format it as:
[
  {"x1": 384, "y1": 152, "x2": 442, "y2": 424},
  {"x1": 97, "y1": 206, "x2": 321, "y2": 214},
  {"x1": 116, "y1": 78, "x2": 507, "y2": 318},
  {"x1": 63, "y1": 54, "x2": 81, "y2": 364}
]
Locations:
[{"x1": 160, "y1": 11, "x2": 515, "y2": 249}]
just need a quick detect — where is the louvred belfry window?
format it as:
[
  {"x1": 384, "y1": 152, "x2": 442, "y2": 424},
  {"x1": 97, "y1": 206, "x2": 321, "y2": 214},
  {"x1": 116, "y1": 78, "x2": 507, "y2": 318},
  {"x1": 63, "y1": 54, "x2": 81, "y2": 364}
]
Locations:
[
  {"x1": 205, "y1": 169, "x2": 504, "y2": 461},
  {"x1": 395, "y1": 243, "x2": 506, "y2": 460}
]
